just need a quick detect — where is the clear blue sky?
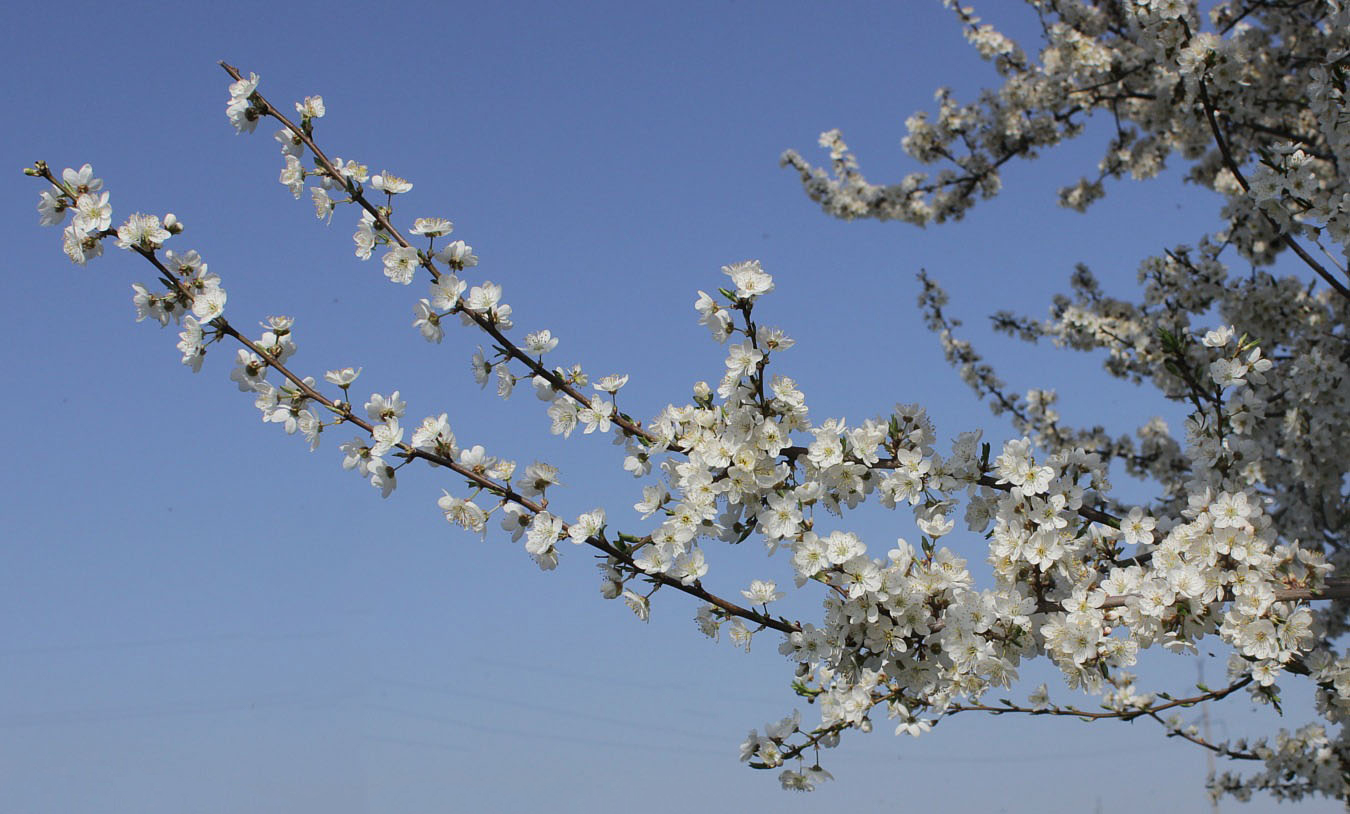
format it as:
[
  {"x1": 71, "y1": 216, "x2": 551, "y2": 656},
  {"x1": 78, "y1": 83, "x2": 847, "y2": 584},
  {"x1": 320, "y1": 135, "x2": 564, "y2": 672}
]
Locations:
[{"x1": 2, "y1": 1, "x2": 1338, "y2": 812}]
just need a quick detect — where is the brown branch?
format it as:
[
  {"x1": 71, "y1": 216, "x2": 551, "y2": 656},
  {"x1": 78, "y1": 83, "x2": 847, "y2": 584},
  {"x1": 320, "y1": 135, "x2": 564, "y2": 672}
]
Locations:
[
  {"x1": 948, "y1": 676, "x2": 1252, "y2": 723},
  {"x1": 1143, "y1": 710, "x2": 1258, "y2": 759},
  {"x1": 947, "y1": 678, "x2": 1263, "y2": 760}
]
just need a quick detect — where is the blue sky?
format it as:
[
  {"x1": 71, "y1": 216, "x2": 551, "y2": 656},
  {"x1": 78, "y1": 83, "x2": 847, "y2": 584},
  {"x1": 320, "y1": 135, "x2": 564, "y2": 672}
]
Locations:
[{"x1": 2, "y1": 1, "x2": 1340, "y2": 812}]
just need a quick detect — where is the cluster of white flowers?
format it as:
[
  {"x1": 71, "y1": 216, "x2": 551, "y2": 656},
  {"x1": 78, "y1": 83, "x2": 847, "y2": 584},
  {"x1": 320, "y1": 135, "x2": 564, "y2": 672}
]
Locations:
[
  {"x1": 29, "y1": 5, "x2": 1350, "y2": 803},
  {"x1": 783, "y1": 2, "x2": 1350, "y2": 270},
  {"x1": 40, "y1": 164, "x2": 179, "y2": 268},
  {"x1": 776, "y1": 1, "x2": 1350, "y2": 801}
]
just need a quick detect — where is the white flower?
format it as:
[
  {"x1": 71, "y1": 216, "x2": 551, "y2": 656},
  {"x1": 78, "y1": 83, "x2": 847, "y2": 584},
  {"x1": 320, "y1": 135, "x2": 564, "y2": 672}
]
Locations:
[
  {"x1": 723, "y1": 260, "x2": 774, "y2": 299},
  {"x1": 295, "y1": 95, "x2": 325, "y2": 119},
  {"x1": 915, "y1": 505, "x2": 955, "y2": 538},
  {"x1": 1242, "y1": 347, "x2": 1272, "y2": 384},
  {"x1": 280, "y1": 156, "x2": 305, "y2": 198},
  {"x1": 1209, "y1": 357, "x2": 1248, "y2": 388},
  {"x1": 370, "y1": 419, "x2": 403, "y2": 458},
  {"x1": 225, "y1": 73, "x2": 260, "y2": 133},
  {"x1": 429, "y1": 275, "x2": 466, "y2": 310},
  {"x1": 413, "y1": 299, "x2": 443, "y2": 342},
  {"x1": 524, "y1": 329, "x2": 559, "y2": 356},
  {"x1": 1240, "y1": 618, "x2": 1280, "y2": 661},
  {"x1": 434, "y1": 240, "x2": 477, "y2": 270},
  {"x1": 593, "y1": 373, "x2": 629, "y2": 394},
  {"x1": 275, "y1": 128, "x2": 303, "y2": 158},
  {"x1": 822, "y1": 531, "x2": 865, "y2": 565},
  {"x1": 227, "y1": 72, "x2": 259, "y2": 102},
  {"x1": 694, "y1": 290, "x2": 733, "y2": 341},
  {"x1": 382, "y1": 246, "x2": 420, "y2": 285},
  {"x1": 191, "y1": 287, "x2": 227, "y2": 321},
  {"x1": 353, "y1": 211, "x2": 378, "y2": 259},
  {"x1": 132, "y1": 283, "x2": 168, "y2": 325},
  {"x1": 339, "y1": 438, "x2": 377, "y2": 477},
  {"x1": 324, "y1": 366, "x2": 361, "y2": 387},
  {"x1": 1027, "y1": 684, "x2": 1050, "y2": 711},
  {"x1": 333, "y1": 157, "x2": 369, "y2": 184},
  {"x1": 621, "y1": 589, "x2": 650, "y2": 622},
  {"x1": 177, "y1": 316, "x2": 205, "y2": 372},
  {"x1": 726, "y1": 341, "x2": 763, "y2": 377},
  {"x1": 568, "y1": 508, "x2": 606, "y2": 544},
  {"x1": 411, "y1": 413, "x2": 456, "y2": 459},
  {"x1": 62, "y1": 163, "x2": 103, "y2": 195},
  {"x1": 525, "y1": 512, "x2": 562, "y2": 556},
  {"x1": 1211, "y1": 491, "x2": 1253, "y2": 529},
  {"x1": 1153, "y1": 0, "x2": 1186, "y2": 18},
  {"x1": 297, "y1": 409, "x2": 321, "y2": 450},
  {"x1": 364, "y1": 391, "x2": 406, "y2": 422},
  {"x1": 742, "y1": 579, "x2": 783, "y2": 604},
  {"x1": 72, "y1": 192, "x2": 111, "y2": 232},
  {"x1": 727, "y1": 618, "x2": 752, "y2": 651},
  {"x1": 471, "y1": 347, "x2": 492, "y2": 387},
  {"x1": 1202, "y1": 326, "x2": 1234, "y2": 348},
  {"x1": 311, "y1": 187, "x2": 335, "y2": 223},
  {"x1": 164, "y1": 249, "x2": 203, "y2": 275},
  {"x1": 115, "y1": 213, "x2": 171, "y2": 250},
  {"x1": 371, "y1": 171, "x2": 412, "y2": 195},
  {"x1": 760, "y1": 492, "x2": 801, "y2": 539},
  {"x1": 1120, "y1": 507, "x2": 1156, "y2": 546},
  {"x1": 439, "y1": 492, "x2": 486, "y2": 533},
  {"x1": 578, "y1": 399, "x2": 614, "y2": 434},
  {"x1": 1247, "y1": 166, "x2": 1283, "y2": 201},
  {"x1": 61, "y1": 224, "x2": 103, "y2": 265},
  {"x1": 464, "y1": 282, "x2": 502, "y2": 314},
  {"x1": 634, "y1": 485, "x2": 667, "y2": 518},
  {"x1": 533, "y1": 375, "x2": 557, "y2": 402},
  {"x1": 633, "y1": 542, "x2": 672, "y2": 575},
  {"x1": 229, "y1": 349, "x2": 268, "y2": 392},
  {"x1": 496, "y1": 365, "x2": 515, "y2": 399},
  {"x1": 672, "y1": 549, "x2": 708, "y2": 585},
  {"x1": 756, "y1": 325, "x2": 795, "y2": 352},
  {"x1": 410, "y1": 217, "x2": 452, "y2": 237},
  {"x1": 38, "y1": 189, "x2": 67, "y2": 226},
  {"x1": 499, "y1": 503, "x2": 528, "y2": 541},
  {"x1": 891, "y1": 704, "x2": 932, "y2": 737},
  {"x1": 518, "y1": 461, "x2": 561, "y2": 497}
]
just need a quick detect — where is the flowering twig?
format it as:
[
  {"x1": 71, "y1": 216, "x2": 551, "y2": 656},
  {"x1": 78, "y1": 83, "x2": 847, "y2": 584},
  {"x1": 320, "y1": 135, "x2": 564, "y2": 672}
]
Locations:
[{"x1": 218, "y1": 61, "x2": 676, "y2": 453}]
